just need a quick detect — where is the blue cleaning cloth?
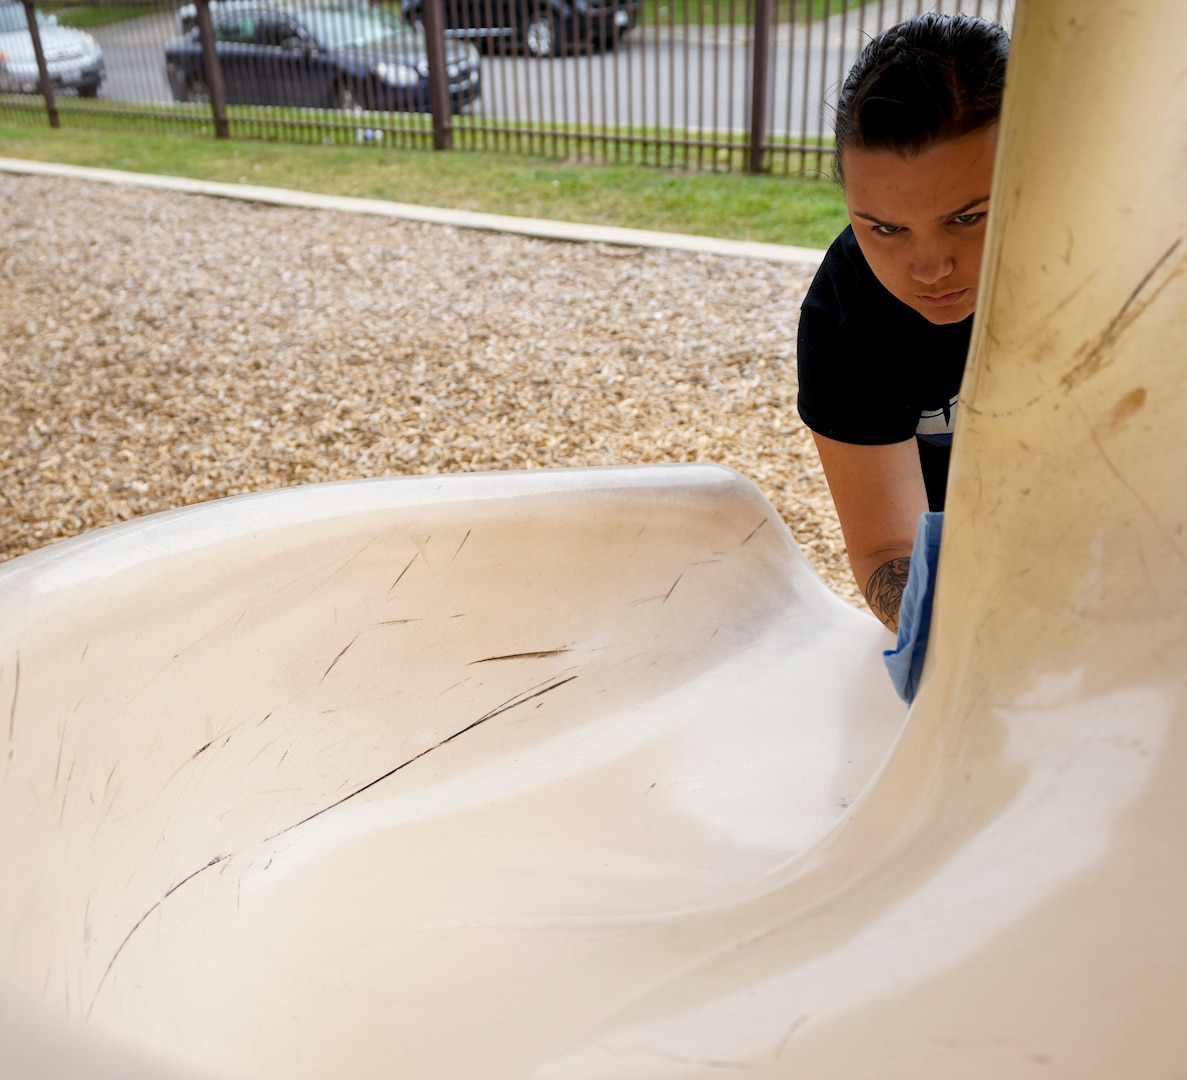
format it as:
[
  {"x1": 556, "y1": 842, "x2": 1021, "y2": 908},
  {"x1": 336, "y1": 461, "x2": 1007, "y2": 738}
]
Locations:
[{"x1": 882, "y1": 511, "x2": 944, "y2": 705}]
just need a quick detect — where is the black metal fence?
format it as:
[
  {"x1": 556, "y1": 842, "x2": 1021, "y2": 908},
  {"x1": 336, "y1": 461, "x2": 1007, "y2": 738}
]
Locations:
[{"x1": 0, "y1": 0, "x2": 1012, "y2": 174}]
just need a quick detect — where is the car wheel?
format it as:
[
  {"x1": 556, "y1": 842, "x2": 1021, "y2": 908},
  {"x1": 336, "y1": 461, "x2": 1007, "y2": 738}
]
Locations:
[
  {"x1": 523, "y1": 16, "x2": 556, "y2": 57},
  {"x1": 77, "y1": 83, "x2": 100, "y2": 98},
  {"x1": 185, "y1": 75, "x2": 210, "y2": 104}
]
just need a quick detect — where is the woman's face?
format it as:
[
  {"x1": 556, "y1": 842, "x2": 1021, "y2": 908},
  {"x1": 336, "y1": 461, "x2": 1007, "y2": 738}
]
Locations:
[{"x1": 840, "y1": 124, "x2": 998, "y2": 325}]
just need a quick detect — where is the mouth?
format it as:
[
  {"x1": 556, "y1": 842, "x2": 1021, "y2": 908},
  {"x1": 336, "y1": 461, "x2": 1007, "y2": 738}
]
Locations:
[{"x1": 916, "y1": 289, "x2": 969, "y2": 307}]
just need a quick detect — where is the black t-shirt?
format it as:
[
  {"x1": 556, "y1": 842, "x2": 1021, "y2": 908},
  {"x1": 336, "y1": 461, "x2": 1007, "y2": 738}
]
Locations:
[{"x1": 796, "y1": 226, "x2": 972, "y2": 511}]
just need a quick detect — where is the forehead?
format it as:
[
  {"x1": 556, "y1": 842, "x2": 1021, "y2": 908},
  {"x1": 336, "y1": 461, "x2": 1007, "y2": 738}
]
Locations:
[{"x1": 841, "y1": 125, "x2": 999, "y2": 221}]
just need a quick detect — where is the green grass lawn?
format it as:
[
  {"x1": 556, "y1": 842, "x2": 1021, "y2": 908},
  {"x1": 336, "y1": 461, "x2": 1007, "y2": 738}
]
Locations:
[{"x1": 0, "y1": 123, "x2": 847, "y2": 247}]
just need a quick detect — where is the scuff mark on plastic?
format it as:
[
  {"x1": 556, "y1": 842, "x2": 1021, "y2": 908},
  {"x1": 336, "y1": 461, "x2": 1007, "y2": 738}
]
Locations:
[
  {"x1": 1062, "y1": 237, "x2": 1183, "y2": 391},
  {"x1": 663, "y1": 574, "x2": 684, "y2": 603},
  {"x1": 387, "y1": 553, "x2": 418, "y2": 596},
  {"x1": 267, "y1": 674, "x2": 579, "y2": 841},
  {"x1": 88, "y1": 854, "x2": 228, "y2": 1018},
  {"x1": 740, "y1": 518, "x2": 768, "y2": 545},
  {"x1": 450, "y1": 529, "x2": 472, "y2": 563},
  {"x1": 470, "y1": 649, "x2": 572, "y2": 664},
  {"x1": 321, "y1": 634, "x2": 360, "y2": 683},
  {"x1": 7, "y1": 652, "x2": 19, "y2": 760}
]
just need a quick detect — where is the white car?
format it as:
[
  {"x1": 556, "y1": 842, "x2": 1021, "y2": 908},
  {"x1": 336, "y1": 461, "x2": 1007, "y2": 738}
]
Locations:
[{"x1": 0, "y1": 1, "x2": 105, "y2": 97}]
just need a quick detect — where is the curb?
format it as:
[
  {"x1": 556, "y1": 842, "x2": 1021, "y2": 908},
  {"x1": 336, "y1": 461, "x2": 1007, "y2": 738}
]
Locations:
[{"x1": 0, "y1": 157, "x2": 826, "y2": 267}]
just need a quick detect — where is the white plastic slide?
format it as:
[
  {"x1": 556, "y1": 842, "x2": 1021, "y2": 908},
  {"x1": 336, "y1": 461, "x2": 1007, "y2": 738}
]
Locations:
[
  {"x1": 0, "y1": 466, "x2": 902, "y2": 1077},
  {"x1": 2, "y1": 0, "x2": 1185, "y2": 1074}
]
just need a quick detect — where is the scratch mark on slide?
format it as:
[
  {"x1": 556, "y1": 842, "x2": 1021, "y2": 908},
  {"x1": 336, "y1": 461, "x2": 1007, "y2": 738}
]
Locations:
[
  {"x1": 267, "y1": 675, "x2": 579, "y2": 841},
  {"x1": 1062, "y1": 237, "x2": 1182, "y2": 391},
  {"x1": 469, "y1": 648, "x2": 571, "y2": 664},
  {"x1": 7, "y1": 653, "x2": 19, "y2": 759},
  {"x1": 247, "y1": 740, "x2": 274, "y2": 765},
  {"x1": 59, "y1": 762, "x2": 75, "y2": 825},
  {"x1": 775, "y1": 1015, "x2": 810, "y2": 1057},
  {"x1": 450, "y1": 529, "x2": 472, "y2": 563},
  {"x1": 88, "y1": 854, "x2": 228, "y2": 1018},
  {"x1": 387, "y1": 553, "x2": 418, "y2": 596},
  {"x1": 309, "y1": 538, "x2": 378, "y2": 598},
  {"x1": 740, "y1": 518, "x2": 767, "y2": 545},
  {"x1": 321, "y1": 634, "x2": 360, "y2": 683},
  {"x1": 53, "y1": 711, "x2": 69, "y2": 790},
  {"x1": 663, "y1": 573, "x2": 684, "y2": 603},
  {"x1": 1072, "y1": 397, "x2": 1187, "y2": 564}
]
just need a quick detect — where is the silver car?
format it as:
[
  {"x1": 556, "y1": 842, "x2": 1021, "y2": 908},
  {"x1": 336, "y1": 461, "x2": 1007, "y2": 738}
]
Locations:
[{"x1": 0, "y1": 2, "x2": 105, "y2": 97}]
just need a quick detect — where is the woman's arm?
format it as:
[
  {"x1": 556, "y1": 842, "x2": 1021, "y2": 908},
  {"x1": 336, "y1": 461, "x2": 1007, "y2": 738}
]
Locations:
[{"x1": 811, "y1": 432, "x2": 929, "y2": 633}]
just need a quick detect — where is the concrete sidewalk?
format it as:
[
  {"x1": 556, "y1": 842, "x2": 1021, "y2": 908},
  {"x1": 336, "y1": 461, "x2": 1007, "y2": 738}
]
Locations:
[{"x1": 0, "y1": 157, "x2": 827, "y2": 266}]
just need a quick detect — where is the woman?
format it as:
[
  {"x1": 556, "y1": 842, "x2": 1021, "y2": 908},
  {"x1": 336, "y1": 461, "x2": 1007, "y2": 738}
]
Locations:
[{"x1": 797, "y1": 13, "x2": 1010, "y2": 632}]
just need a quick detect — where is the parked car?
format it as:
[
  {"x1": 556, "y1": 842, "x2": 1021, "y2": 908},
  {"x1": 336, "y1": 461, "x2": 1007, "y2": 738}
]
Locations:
[
  {"x1": 176, "y1": 0, "x2": 259, "y2": 36},
  {"x1": 0, "y1": 1, "x2": 104, "y2": 97},
  {"x1": 164, "y1": 3, "x2": 480, "y2": 112},
  {"x1": 400, "y1": 0, "x2": 637, "y2": 57}
]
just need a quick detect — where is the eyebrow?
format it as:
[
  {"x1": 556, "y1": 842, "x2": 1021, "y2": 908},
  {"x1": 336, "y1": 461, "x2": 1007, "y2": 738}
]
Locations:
[{"x1": 851, "y1": 194, "x2": 991, "y2": 227}]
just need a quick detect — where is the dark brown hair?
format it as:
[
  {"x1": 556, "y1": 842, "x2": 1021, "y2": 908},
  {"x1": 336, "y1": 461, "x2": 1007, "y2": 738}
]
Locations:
[{"x1": 834, "y1": 13, "x2": 1009, "y2": 179}]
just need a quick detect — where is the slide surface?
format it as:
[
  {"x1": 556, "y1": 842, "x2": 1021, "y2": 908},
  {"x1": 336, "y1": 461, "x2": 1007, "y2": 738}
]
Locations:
[{"x1": 2, "y1": 0, "x2": 1185, "y2": 1074}]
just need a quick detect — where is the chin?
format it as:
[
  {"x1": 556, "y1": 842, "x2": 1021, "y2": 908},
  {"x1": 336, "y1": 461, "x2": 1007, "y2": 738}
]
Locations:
[
  {"x1": 905, "y1": 292, "x2": 977, "y2": 325},
  {"x1": 915, "y1": 303, "x2": 975, "y2": 326}
]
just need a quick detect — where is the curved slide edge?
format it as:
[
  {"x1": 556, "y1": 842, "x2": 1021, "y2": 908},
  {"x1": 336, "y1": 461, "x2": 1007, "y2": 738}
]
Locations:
[{"x1": 0, "y1": 464, "x2": 903, "y2": 1078}]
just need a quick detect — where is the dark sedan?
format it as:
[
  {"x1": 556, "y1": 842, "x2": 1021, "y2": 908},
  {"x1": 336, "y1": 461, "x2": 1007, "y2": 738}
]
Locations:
[
  {"x1": 401, "y1": 0, "x2": 637, "y2": 57},
  {"x1": 164, "y1": 3, "x2": 480, "y2": 112}
]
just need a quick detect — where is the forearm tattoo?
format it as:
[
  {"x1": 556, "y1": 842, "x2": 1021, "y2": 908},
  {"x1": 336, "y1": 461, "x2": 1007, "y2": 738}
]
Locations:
[{"x1": 865, "y1": 557, "x2": 912, "y2": 632}]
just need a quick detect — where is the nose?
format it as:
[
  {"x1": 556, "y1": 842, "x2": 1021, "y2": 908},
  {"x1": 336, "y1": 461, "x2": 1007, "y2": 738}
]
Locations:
[{"x1": 910, "y1": 240, "x2": 955, "y2": 286}]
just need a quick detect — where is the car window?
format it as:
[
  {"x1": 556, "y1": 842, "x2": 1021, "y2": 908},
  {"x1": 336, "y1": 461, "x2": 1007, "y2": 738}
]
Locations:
[
  {"x1": 0, "y1": 5, "x2": 33, "y2": 32},
  {"x1": 255, "y1": 15, "x2": 302, "y2": 47},
  {"x1": 214, "y1": 14, "x2": 256, "y2": 43},
  {"x1": 301, "y1": 6, "x2": 408, "y2": 48}
]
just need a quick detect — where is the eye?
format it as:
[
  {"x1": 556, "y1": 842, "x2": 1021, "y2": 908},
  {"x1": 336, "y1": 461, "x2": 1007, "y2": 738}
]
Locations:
[
  {"x1": 873, "y1": 224, "x2": 904, "y2": 236},
  {"x1": 952, "y1": 212, "x2": 987, "y2": 226}
]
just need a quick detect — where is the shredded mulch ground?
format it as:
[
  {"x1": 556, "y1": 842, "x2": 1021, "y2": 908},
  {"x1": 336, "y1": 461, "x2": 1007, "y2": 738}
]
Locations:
[{"x1": 0, "y1": 172, "x2": 861, "y2": 606}]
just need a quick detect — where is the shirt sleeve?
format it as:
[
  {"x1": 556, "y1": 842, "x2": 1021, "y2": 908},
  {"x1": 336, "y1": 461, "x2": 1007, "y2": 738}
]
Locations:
[{"x1": 796, "y1": 247, "x2": 924, "y2": 447}]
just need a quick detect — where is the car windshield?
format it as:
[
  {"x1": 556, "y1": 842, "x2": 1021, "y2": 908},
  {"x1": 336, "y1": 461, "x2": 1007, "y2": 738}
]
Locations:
[
  {"x1": 0, "y1": 5, "x2": 46, "y2": 32},
  {"x1": 301, "y1": 6, "x2": 409, "y2": 48}
]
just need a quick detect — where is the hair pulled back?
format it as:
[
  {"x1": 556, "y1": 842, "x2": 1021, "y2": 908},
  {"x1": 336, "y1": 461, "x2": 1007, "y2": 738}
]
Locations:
[{"x1": 834, "y1": 13, "x2": 1009, "y2": 178}]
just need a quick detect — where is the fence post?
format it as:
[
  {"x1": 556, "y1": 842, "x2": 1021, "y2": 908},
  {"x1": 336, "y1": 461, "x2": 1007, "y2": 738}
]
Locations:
[
  {"x1": 747, "y1": 0, "x2": 771, "y2": 174},
  {"x1": 22, "y1": 0, "x2": 58, "y2": 129},
  {"x1": 193, "y1": 0, "x2": 230, "y2": 138},
  {"x1": 421, "y1": 0, "x2": 452, "y2": 150}
]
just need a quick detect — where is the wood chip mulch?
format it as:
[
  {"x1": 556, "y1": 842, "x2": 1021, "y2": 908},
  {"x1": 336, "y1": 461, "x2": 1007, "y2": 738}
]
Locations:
[{"x1": 0, "y1": 172, "x2": 861, "y2": 607}]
